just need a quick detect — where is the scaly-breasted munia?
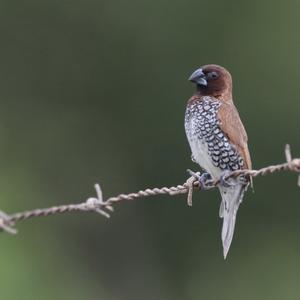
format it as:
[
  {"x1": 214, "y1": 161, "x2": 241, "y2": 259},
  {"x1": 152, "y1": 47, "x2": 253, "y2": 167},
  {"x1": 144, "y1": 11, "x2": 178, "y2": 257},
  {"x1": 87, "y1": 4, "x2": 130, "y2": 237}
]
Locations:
[{"x1": 184, "y1": 64, "x2": 252, "y2": 258}]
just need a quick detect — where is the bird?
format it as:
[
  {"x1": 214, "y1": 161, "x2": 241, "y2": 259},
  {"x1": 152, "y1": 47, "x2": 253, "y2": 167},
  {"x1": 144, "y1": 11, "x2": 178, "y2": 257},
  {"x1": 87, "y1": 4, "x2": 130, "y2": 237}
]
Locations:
[{"x1": 184, "y1": 64, "x2": 252, "y2": 259}]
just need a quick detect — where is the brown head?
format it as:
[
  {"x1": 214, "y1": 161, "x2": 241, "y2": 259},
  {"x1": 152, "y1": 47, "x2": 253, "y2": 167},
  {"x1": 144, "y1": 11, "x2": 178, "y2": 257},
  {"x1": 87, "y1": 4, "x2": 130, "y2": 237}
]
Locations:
[{"x1": 188, "y1": 64, "x2": 232, "y2": 100}]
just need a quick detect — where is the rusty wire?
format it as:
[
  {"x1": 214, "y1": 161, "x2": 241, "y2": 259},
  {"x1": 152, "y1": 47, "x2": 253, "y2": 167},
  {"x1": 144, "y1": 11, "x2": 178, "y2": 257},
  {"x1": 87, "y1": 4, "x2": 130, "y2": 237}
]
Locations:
[{"x1": 0, "y1": 144, "x2": 299, "y2": 235}]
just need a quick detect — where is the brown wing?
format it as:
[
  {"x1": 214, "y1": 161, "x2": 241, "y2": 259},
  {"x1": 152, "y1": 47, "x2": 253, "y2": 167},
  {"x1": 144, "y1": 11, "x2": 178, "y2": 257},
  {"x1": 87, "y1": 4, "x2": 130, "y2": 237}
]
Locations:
[{"x1": 218, "y1": 100, "x2": 252, "y2": 170}]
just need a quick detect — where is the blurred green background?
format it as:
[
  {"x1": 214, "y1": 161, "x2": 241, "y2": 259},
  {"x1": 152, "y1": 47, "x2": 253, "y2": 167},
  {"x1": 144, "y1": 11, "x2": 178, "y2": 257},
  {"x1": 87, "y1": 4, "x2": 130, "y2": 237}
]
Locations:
[{"x1": 0, "y1": 0, "x2": 300, "y2": 299}]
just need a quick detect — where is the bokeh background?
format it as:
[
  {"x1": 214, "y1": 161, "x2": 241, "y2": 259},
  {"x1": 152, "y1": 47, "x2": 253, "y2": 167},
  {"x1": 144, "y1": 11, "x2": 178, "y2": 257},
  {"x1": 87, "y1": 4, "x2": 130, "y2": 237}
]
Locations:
[{"x1": 0, "y1": 1, "x2": 300, "y2": 299}]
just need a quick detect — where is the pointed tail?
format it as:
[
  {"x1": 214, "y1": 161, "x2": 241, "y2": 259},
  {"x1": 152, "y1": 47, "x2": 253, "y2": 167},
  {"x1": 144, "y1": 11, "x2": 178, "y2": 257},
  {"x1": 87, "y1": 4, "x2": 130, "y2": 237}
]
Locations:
[{"x1": 218, "y1": 183, "x2": 246, "y2": 259}]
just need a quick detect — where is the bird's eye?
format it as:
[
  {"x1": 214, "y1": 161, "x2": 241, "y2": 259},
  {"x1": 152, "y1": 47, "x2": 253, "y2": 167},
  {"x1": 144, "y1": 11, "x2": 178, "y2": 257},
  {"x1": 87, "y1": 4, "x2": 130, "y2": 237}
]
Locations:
[{"x1": 207, "y1": 71, "x2": 219, "y2": 80}]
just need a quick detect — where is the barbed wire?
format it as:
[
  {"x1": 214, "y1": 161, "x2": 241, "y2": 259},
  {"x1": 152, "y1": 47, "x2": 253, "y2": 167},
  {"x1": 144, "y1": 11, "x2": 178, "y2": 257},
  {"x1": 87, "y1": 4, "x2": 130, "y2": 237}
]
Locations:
[{"x1": 0, "y1": 144, "x2": 299, "y2": 235}]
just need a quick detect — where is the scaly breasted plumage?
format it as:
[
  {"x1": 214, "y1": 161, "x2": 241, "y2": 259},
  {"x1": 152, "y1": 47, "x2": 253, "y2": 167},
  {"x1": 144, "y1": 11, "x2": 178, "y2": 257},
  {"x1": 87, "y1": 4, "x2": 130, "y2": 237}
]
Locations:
[{"x1": 184, "y1": 64, "x2": 252, "y2": 258}]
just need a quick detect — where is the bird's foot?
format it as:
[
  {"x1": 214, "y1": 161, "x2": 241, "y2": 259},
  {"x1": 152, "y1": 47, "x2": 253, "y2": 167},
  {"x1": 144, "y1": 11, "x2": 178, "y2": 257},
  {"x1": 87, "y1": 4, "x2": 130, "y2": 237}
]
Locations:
[
  {"x1": 219, "y1": 170, "x2": 236, "y2": 188},
  {"x1": 237, "y1": 175, "x2": 248, "y2": 186},
  {"x1": 187, "y1": 169, "x2": 214, "y2": 190},
  {"x1": 220, "y1": 171, "x2": 249, "y2": 188}
]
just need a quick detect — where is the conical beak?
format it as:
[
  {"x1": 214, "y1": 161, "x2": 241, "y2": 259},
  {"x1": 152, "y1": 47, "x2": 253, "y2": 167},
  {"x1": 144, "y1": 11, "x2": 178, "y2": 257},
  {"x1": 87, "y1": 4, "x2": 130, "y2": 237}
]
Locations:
[{"x1": 188, "y1": 68, "x2": 207, "y2": 86}]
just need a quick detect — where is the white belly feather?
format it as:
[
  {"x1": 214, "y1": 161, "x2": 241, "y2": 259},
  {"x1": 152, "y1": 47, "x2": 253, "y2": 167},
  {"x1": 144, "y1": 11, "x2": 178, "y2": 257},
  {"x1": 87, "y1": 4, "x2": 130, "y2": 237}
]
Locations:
[{"x1": 188, "y1": 137, "x2": 222, "y2": 180}]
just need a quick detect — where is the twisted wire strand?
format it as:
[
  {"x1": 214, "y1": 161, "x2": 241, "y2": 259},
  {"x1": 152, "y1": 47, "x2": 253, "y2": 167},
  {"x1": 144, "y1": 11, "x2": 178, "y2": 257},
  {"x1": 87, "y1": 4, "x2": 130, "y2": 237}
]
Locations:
[{"x1": 0, "y1": 145, "x2": 299, "y2": 234}]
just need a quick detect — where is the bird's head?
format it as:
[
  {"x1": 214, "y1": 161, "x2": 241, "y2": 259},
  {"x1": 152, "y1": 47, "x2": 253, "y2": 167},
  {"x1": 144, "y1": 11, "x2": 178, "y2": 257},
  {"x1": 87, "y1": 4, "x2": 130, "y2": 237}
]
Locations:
[{"x1": 189, "y1": 64, "x2": 232, "y2": 99}]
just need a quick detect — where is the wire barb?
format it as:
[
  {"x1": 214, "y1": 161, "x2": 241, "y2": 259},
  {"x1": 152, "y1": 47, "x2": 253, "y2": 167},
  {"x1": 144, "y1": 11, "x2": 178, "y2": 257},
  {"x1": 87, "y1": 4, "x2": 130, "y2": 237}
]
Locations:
[
  {"x1": 185, "y1": 171, "x2": 199, "y2": 207},
  {"x1": 0, "y1": 211, "x2": 17, "y2": 234},
  {"x1": 0, "y1": 144, "x2": 299, "y2": 235},
  {"x1": 85, "y1": 184, "x2": 113, "y2": 218},
  {"x1": 284, "y1": 144, "x2": 300, "y2": 186}
]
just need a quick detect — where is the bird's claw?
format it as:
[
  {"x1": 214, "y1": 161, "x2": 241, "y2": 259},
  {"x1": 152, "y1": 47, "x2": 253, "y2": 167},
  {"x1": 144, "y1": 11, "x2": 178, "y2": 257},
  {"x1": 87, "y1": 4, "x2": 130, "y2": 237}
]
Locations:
[
  {"x1": 187, "y1": 169, "x2": 214, "y2": 190},
  {"x1": 199, "y1": 173, "x2": 215, "y2": 190},
  {"x1": 237, "y1": 175, "x2": 248, "y2": 186},
  {"x1": 220, "y1": 171, "x2": 249, "y2": 188},
  {"x1": 219, "y1": 170, "x2": 236, "y2": 188}
]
